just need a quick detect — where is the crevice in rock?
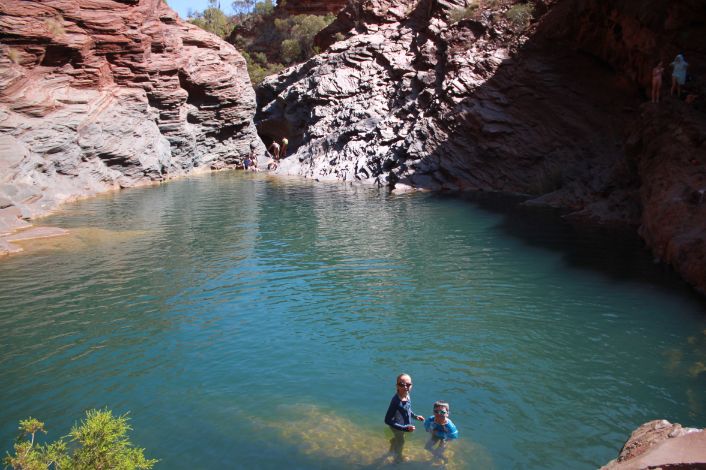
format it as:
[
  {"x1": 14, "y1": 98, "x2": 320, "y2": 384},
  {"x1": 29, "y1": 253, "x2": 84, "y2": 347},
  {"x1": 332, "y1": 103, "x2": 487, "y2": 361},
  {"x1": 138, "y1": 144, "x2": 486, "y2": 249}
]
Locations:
[
  {"x1": 178, "y1": 71, "x2": 219, "y2": 107},
  {"x1": 40, "y1": 44, "x2": 75, "y2": 67}
]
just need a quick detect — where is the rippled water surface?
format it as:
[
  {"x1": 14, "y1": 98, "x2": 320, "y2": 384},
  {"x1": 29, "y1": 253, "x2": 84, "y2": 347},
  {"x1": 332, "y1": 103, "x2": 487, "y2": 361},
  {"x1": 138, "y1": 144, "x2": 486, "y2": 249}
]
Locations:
[{"x1": 1, "y1": 172, "x2": 705, "y2": 469}]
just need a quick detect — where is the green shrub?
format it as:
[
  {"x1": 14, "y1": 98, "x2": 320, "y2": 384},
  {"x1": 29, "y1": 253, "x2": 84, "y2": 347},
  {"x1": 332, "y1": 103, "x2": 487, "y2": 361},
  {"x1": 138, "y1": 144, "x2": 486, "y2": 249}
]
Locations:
[
  {"x1": 5, "y1": 47, "x2": 21, "y2": 64},
  {"x1": 448, "y1": 1, "x2": 480, "y2": 23},
  {"x1": 273, "y1": 17, "x2": 289, "y2": 33},
  {"x1": 194, "y1": 1, "x2": 336, "y2": 85},
  {"x1": 3, "y1": 409, "x2": 157, "y2": 470},
  {"x1": 252, "y1": 51, "x2": 268, "y2": 65},
  {"x1": 188, "y1": 0, "x2": 234, "y2": 37},
  {"x1": 280, "y1": 38, "x2": 301, "y2": 64},
  {"x1": 231, "y1": 0, "x2": 255, "y2": 16},
  {"x1": 506, "y1": 3, "x2": 533, "y2": 28},
  {"x1": 290, "y1": 14, "x2": 333, "y2": 57},
  {"x1": 241, "y1": 50, "x2": 284, "y2": 85},
  {"x1": 254, "y1": 0, "x2": 274, "y2": 15},
  {"x1": 45, "y1": 16, "x2": 65, "y2": 37}
]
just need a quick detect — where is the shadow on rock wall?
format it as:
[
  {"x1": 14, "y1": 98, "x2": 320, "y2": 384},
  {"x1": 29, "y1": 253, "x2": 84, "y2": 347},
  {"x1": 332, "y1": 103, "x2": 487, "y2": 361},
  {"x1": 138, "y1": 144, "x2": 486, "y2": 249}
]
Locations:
[{"x1": 254, "y1": 0, "x2": 706, "y2": 294}]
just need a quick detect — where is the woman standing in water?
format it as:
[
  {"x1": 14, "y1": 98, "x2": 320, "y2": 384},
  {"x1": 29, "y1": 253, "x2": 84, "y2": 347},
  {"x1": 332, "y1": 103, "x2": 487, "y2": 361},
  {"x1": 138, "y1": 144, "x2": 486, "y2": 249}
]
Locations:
[{"x1": 384, "y1": 373, "x2": 425, "y2": 463}]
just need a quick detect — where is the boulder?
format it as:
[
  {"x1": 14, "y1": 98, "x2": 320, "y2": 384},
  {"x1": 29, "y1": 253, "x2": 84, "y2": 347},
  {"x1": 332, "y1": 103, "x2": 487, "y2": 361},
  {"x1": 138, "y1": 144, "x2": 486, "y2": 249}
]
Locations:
[{"x1": 602, "y1": 420, "x2": 706, "y2": 469}]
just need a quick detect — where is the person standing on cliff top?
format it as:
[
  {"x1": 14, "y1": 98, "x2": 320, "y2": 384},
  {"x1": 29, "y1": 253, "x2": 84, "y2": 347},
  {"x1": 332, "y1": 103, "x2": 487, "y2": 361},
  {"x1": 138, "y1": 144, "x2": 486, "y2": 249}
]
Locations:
[
  {"x1": 651, "y1": 60, "x2": 664, "y2": 103},
  {"x1": 384, "y1": 373, "x2": 425, "y2": 463},
  {"x1": 670, "y1": 54, "x2": 688, "y2": 98}
]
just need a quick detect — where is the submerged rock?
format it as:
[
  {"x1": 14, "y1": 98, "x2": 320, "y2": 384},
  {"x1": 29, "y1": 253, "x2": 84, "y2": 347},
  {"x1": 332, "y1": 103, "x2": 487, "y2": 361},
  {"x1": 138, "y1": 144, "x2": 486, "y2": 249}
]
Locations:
[
  {"x1": 0, "y1": 0, "x2": 265, "y2": 242},
  {"x1": 256, "y1": 0, "x2": 706, "y2": 294}
]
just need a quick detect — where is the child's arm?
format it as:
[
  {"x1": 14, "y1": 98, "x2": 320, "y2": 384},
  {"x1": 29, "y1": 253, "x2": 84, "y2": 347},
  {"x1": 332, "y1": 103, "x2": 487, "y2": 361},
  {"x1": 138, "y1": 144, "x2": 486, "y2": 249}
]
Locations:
[
  {"x1": 423, "y1": 417, "x2": 433, "y2": 433},
  {"x1": 444, "y1": 421, "x2": 459, "y2": 440}
]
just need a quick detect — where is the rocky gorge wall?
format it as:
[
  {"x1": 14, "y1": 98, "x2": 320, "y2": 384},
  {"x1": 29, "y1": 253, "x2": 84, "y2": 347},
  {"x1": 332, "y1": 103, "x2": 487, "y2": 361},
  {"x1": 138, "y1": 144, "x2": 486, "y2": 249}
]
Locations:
[
  {"x1": 255, "y1": 0, "x2": 706, "y2": 294},
  {"x1": 279, "y1": 0, "x2": 348, "y2": 16},
  {"x1": 0, "y1": 0, "x2": 264, "y2": 243}
]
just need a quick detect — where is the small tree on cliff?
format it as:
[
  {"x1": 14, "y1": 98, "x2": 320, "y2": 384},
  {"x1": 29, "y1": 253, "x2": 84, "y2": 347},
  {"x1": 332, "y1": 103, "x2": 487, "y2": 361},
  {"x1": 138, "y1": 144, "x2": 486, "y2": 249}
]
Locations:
[
  {"x1": 190, "y1": 0, "x2": 232, "y2": 37},
  {"x1": 232, "y1": 0, "x2": 255, "y2": 17},
  {"x1": 254, "y1": 0, "x2": 275, "y2": 15},
  {"x1": 3, "y1": 409, "x2": 157, "y2": 470},
  {"x1": 274, "y1": 14, "x2": 334, "y2": 63}
]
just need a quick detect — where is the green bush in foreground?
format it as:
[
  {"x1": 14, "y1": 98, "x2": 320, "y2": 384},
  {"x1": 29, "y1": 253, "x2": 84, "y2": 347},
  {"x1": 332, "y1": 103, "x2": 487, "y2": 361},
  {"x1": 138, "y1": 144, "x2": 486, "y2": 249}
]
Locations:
[{"x1": 3, "y1": 409, "x2": 157, "y2": 470}]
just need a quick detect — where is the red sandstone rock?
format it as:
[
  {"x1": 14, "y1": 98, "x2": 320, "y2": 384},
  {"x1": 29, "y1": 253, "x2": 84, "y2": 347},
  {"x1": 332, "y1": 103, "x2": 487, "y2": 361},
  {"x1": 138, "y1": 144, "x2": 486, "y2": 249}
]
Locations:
[
  {"x1": 0, "y1": 0, "x2": 264, "y2": 245},
  {"x1": 602, "y1": 420, "x2": 706, "y2": 469},
  {"x1": 626, "y1": 102, "x2": 706, "y2": 295},
  {"x1": 279, "y1": 0, "x2": 347, "y2": 16}
]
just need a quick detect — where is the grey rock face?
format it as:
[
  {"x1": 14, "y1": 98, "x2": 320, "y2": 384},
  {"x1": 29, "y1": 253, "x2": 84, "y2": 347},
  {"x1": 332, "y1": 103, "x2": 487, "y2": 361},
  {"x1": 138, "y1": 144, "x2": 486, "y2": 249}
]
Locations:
[
  {"x1": 0, "y1": 0, "x2": 265, "y2": 239},
  {"x1": 257, "y1": 0, "x2": 633, "y2": 203},
  {"x1": 256, "y1": 0, "x2": 706, "y2": 294}
]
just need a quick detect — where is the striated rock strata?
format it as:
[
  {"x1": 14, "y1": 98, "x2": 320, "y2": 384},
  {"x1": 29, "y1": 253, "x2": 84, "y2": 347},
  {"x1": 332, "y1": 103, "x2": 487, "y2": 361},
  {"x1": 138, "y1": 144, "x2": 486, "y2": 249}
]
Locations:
[
  {"x1": 256, "y1": 0, "x2": 706, "y2": 293},
  {"x1": 0, "y1": 0, "x2": 264, "y2": 245}
]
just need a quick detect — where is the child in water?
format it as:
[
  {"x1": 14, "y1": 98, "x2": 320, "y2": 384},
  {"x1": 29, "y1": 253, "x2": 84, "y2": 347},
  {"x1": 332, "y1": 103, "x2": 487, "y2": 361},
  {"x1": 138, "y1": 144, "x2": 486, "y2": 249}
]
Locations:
[
  {"x1": 384, "y1": 373, "x2": 425, "y2": 463},
  {"x1": 424, "y1": 401, "x2": 459, "y2": 464}
]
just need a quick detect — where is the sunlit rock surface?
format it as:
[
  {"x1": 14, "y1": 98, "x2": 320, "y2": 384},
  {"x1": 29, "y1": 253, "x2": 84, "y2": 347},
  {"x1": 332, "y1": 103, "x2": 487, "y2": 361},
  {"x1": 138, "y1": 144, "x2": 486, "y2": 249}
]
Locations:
[
  {"x1": 256, "y1": 0, "x2": 706, "y2": 293},
  {"x1": 601, "y1": 420, "x2": 706, "y2": 470},
  {"x1": 0, "y1": 0, "x2": 264, "y2": 243}
]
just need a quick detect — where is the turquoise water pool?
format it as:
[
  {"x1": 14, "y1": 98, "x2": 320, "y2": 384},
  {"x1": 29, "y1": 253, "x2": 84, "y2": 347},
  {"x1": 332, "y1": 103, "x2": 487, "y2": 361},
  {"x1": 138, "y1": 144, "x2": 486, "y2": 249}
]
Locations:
[{"x1": 1, "y1": 172, "x2": 704, "y2": 469}]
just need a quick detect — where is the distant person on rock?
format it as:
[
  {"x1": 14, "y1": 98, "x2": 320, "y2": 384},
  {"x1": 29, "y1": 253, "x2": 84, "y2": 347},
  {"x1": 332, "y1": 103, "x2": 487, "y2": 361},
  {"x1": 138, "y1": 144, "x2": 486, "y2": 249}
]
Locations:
[
  {"x1": 670, "y1": 54, "x2": 688, "y2": 98},
  {"x1": 267, "y1": 140, "x2": 282, "y2": 170},
  {"x1": 651, "y1": 60, "x2": 664, "y2": 103},
  {"x1": 281, "y1": 137, "x2": 288, "y2": 158},
  {"x1": 243, "y1": 147, "x2": 260, "y2": 171},
  {"x1": 384, "y1": 373, "x2": 424, "y2": 463},
  {"x1": 243, "y1": 152, "x2": 253, "y2": 171},
  {"x1": 267, "y1": 140, "x2": 280, "y2": 160}
]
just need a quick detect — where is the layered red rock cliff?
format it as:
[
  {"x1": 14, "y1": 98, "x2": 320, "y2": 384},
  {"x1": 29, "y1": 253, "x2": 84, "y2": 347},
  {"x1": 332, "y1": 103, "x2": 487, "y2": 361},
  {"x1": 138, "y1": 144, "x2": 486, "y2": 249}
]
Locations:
[
  {"x1": 256, "y1": 0, "x2": 706, "y2": 294},
  {"x1": 0, "y1": 0, "x2": 264, "y2": 244}
]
